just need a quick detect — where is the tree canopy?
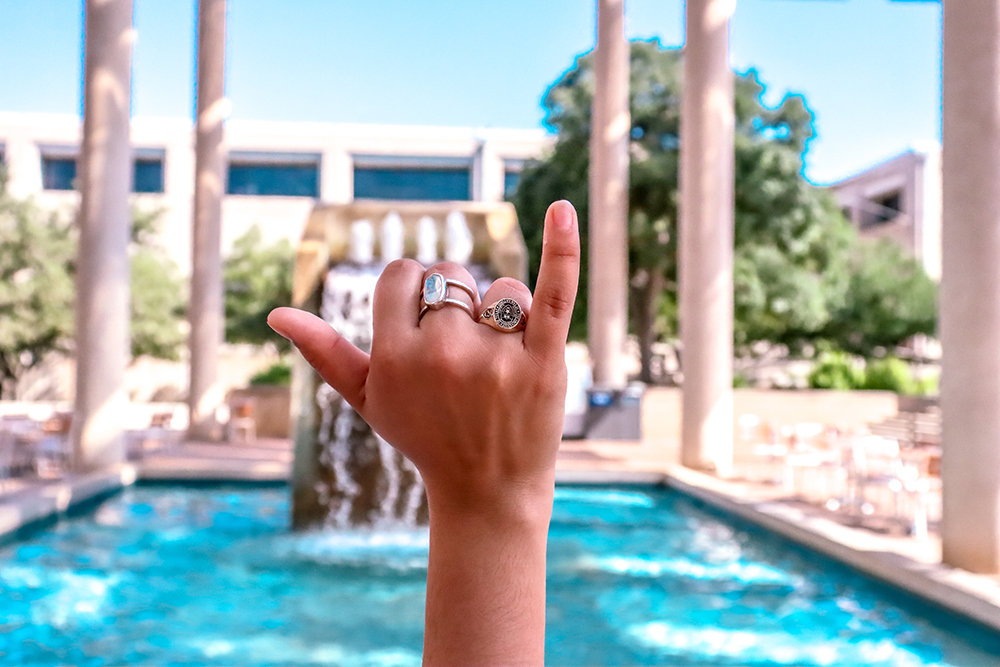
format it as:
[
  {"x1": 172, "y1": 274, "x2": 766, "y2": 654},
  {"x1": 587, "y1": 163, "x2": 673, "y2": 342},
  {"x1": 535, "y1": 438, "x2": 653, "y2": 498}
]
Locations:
[
  {"x1": 223, "y1": 225, "x2": 294, "y2": 352},
  {"x1": 512, "y1": 39, "x2": 934, "y2": 379},
  {"x1": 0, "y1": 172, "x2": 186, "y2": 398}
]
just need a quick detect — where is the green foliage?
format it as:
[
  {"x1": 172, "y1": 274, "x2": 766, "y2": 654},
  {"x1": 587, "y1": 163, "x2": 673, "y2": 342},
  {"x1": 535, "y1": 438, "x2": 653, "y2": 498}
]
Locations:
[
  {"x1": 822, "y1": 239, "x2": 937, "y2": 356},
  {"x1": 130, "y1": 244, "x2": 186, "y2": 360},
  {"x1": 249, "y1": 361, "x2": 292, "y2": 386},
  {"x1": 512, "y1": 40, "x2": 854, "y2": 378},
  {"x1": 808, "y1": 351, "x2": 864, "y2": 391},
  {"x1": 224, "y1": 225, "x2": 294, "y2": 351},
  {"x1": 0, "y1": 170, "x2": 75, "y2": 398},
  {"x1": 916, "y1": 371, "x2": 939, "y2": 397},
  {"x1": 0, "y1": 174, "x2": 185, "y2": 398},
  {"x1": 862, "y1": 356, "x2": 917, "y2": 395}
]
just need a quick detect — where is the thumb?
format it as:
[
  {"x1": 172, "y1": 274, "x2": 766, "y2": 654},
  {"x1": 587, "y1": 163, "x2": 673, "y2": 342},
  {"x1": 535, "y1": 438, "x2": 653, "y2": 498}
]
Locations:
[{"x1": 268, "y1": 307, "x2": 370, "y2": 412}]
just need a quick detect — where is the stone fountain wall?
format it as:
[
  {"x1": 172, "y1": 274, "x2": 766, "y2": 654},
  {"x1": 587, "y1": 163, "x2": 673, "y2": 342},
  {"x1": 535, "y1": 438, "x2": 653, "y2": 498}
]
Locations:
[{"x1": 289, "y1": 201, "x2": 527, "y2": 530}]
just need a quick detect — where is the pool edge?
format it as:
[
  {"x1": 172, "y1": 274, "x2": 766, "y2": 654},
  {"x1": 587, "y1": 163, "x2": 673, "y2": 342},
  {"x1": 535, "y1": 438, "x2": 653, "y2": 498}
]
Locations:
[
  {"x1": 0, "y1": 466, "x2": 134, "y2": 543},
  {"x1": 659, "y1": 464, "x2": 1000, "y2": 635}
]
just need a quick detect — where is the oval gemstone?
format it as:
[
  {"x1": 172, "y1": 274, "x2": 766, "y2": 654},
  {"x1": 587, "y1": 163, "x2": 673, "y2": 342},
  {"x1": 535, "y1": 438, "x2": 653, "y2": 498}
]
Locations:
[{"x1": 424, "y1": 273, "x2": 446, "y2": 305}]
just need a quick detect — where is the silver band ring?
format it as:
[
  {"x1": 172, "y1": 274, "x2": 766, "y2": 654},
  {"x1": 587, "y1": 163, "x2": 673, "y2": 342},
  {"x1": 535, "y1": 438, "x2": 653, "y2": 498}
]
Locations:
[
  {"x1": 479, "y1": 297, "x2": 527, "y2": 332},
  {"x1": 420, "y1": 272, "x2": 476, "y2": 320}
]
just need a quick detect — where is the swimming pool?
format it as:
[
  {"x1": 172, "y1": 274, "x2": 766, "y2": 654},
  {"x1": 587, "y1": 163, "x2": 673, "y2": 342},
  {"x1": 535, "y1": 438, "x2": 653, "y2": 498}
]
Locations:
[{"x1": 1, "y1": 484, "x2": 997, "y2": 666}]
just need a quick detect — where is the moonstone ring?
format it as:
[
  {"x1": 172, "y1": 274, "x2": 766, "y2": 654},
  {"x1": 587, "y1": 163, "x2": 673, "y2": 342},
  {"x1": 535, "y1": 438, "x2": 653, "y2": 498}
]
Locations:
[
  {"x1": 419, "y1": 272, "x2": 476, "y2": 320},
  {"x1": 479, "y1": 298, "x2": 527, "y2": 332}
]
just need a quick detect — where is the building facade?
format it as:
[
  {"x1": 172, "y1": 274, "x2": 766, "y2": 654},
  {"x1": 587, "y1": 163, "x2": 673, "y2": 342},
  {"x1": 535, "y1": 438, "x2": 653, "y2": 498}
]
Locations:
[
  {"x1": 829, "y1": 146, "x2": 942, "y2": 280},
  {"x1": 0, "y1": 111, "x2": 552, "y2": 274}
]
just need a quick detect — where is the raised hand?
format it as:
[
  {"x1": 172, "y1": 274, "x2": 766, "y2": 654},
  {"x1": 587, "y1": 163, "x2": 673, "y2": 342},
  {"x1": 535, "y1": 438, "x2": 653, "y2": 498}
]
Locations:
[{"x1": 267, "y1": 200, "x2": 580, "y2": 666}]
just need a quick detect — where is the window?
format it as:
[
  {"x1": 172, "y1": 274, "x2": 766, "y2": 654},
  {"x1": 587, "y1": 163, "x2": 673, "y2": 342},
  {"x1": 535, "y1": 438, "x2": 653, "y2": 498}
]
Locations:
[
  {"x1": 860, "y1": 189, "x2": 903, "y2": 228},
  {"x1": 40, "y1": 147, "x2": 165, "y2": 193},
  {"x1": 42, "y1": 156, "x2": 77, "y2": 191},
  {"x1": 353, "y1": 155, "x2": 471, "y2": 201},
  {"x1": 503, "y1": 171, "x2": 520, "y2": 199},
  {"x1": 133, "y1": 149, "x2": 165, "y2": 193},
  {"x1": 227, "y1": 152, "x2": 320, "y2": 197}
]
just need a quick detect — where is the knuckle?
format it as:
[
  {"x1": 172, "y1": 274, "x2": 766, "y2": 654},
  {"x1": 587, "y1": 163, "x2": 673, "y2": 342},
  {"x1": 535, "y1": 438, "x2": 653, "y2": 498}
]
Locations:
[
  {"x1": 381, "y1": 258, "x2": 421, "y2": 280},
  {"x1": 427, "y1": 261, "x2": 464, "y2": 275},
  {"x1": 490, "y1": 276, "x2": 527, "y2": 293},
  {"x1": 539, "y1": 287, "x2": 575, "y2": 319}
]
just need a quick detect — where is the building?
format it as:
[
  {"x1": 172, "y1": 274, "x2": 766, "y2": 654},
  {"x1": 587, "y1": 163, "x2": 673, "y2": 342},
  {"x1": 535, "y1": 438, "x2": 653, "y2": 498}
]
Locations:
[
  {"x1": 828, "y1": 146, "x2": 942, "y2": 280},
  {"x1": 0, "y1": 111, "x2": 552, "y2": 274}
]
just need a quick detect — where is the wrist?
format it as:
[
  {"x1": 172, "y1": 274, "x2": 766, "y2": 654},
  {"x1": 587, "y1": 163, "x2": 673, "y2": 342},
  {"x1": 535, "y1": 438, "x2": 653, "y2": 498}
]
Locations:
[{"x1": 423, "y1": 471, "x2": 556, "y2": 532}]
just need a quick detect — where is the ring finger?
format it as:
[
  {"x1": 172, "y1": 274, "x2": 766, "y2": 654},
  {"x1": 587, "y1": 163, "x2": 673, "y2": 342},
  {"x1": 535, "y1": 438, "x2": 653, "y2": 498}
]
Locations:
[{"x1": 478, "y1": 277, "x2": 532, "y2": 334}]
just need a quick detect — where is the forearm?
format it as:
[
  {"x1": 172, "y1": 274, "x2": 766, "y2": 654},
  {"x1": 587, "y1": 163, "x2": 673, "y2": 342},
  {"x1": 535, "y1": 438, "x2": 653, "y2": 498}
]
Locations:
[{"x1": 422, "y1": 483, "x2": 554, "y2": 667}]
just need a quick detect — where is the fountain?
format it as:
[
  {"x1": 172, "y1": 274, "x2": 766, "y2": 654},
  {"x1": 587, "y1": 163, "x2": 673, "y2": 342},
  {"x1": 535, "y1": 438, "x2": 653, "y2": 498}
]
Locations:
[{"x1": 289, "y1": 201, "x2": 528, "y2": 529}]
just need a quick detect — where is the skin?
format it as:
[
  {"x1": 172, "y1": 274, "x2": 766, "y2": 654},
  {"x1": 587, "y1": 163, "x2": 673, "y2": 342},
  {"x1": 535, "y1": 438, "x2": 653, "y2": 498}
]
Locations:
[{"x1": 267, "y1": 200, "x2": 580, "y2": 667}]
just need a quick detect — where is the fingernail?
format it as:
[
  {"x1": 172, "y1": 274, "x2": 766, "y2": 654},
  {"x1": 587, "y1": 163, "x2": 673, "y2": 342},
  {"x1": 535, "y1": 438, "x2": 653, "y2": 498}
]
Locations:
[
  {"x1": 552, "y1": 201, "x2": 573, "y2": 231},
  {"x1": 267, "y1": 313, "x2": 294, "y2": 341}
]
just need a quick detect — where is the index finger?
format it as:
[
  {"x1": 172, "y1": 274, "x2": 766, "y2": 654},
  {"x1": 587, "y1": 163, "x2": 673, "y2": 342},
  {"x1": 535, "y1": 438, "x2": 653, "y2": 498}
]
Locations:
[{"x1": 523, "y1": 200, "x2": 580, "y2": 360}]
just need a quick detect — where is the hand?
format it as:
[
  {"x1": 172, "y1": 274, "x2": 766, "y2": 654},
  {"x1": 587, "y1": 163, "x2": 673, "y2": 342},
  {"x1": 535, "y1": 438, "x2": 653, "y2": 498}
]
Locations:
[
  {"x1": 268, "y1": 200, "x2": 580, "y2": 518},
  {"x1": 268, "y1": 200, "x2": 580, "y2": 667}
]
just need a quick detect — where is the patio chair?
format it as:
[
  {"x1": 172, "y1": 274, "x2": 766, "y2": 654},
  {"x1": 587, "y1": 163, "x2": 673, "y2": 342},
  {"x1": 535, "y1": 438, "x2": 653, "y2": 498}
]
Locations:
[
  {"x1": 227, "y1": 398, "x2": 257, "y2": 444},
  {"x1": 782, "y1": 423, "x2": 851, "y2": 503},
  {"x1": 34, "y1": 412, "x2": 72, "y2": 477},
  {"x1": 738, "y1": 414, "x2": 786, "y2": 484},
  {"x1": 0, "y1": 415, "x2": 41, "y2": 479},
  {"x1": 849, "y1": 434, "x2": 907, "y2": 520}
]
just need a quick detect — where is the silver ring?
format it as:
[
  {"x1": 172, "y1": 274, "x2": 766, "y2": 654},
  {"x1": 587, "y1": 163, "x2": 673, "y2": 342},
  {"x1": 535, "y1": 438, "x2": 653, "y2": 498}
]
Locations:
[
  {"x1": 478, "y1": 298, "x2": 527, "y2": 332},
  {"x1": 420, "y1": 272, "x2": 476, "y2": 320}
]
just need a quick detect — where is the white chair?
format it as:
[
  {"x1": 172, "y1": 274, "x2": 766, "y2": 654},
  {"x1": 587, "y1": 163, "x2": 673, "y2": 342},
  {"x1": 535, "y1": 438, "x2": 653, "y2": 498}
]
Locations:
[
  {"x1": 739, "y1": 414, "x2": 786, "y2": 484},
  {"x1": 849, "y1": 435, "x2": 906, "y2": 519}
]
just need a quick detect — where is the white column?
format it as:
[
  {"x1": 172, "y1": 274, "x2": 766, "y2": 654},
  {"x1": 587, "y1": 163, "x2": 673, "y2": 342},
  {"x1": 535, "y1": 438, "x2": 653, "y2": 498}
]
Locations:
[
  {"x1": 679, "y1": 0, "x2": 734, "y2": 475},
  {"x1": 188, "y1": 0, "x2": 227, "y2": 441},
  {"x1": 321, "y1": 147, "x2": 352, "y2": 204},
  {"x1": 940, "y1": 0, "x2": 1000, "y2": 574},
  {"x1": 588, "y1": 0, "x2": 630, "y2": 388},
  {"x1": 71, "y1": 0, "x2": 133, "y2": 471},
  {"x1": 472, "y1": 140, "x2": 506, "y2": 203}
]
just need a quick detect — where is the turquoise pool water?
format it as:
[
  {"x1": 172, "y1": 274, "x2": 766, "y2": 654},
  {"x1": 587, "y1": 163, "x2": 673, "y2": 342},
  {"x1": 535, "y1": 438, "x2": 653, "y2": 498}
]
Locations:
[{"x1": 1, "y1": 484, "x2": 998, "y2": 666}]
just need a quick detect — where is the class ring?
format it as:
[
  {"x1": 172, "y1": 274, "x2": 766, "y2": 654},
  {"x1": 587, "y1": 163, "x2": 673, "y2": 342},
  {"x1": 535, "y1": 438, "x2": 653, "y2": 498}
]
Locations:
[{"x1": 478, "y1": 298, "x2": 527, "y2": 332}]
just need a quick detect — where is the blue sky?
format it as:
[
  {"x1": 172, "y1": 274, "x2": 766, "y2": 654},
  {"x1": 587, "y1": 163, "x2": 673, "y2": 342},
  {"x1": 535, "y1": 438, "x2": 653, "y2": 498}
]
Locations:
[{"x1": 0, "y1": 0, "x2": 941, "y2": 184}]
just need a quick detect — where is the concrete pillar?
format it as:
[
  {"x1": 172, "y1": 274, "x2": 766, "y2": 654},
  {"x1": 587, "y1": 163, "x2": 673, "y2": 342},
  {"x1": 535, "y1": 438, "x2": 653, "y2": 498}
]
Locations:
[
  {"x1": 472, "y1": 140, "x2": 506, "y2": 203},
  {"x1": 679, "y1": 0, "x2": 734, "y2": 475},
  {"x1": 71, "y1": 0, "x2": 133, "y2": 471},
  {"x1": 188, "y1": 0, "x2": 228, "y2": 441},
  {"x1": 588, "y1": 0, "x2": 630, "y2": 388},
  {"x1": 321, "y1": 147, "x2": 353, "y2": 204},
  {"x1": 940, "y1": 0, "x2": 1000, "y2": 574}
]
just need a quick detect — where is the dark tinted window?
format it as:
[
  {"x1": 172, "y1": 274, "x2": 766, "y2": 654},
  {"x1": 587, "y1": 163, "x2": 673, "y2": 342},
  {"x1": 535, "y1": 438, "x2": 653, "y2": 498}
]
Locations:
[
  {"x1": 42, "y1": 157, "x2": 77, "y2": 190},
  {"x1": 133, "y1": 158, "x2": 164, "y2": 193},
  {"x1": 227, "y1": 155, "x2": 319, "y2": 197},
  {"x1": 504, "y1": 171, "x2": 521, "y2": 199},
  {"x1": 354, "y1": 167, "x2": 470, "y2": 201}
]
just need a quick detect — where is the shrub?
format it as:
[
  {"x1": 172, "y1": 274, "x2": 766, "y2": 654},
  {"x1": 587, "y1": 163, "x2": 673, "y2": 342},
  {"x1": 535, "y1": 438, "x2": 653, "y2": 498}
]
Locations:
[
  {"x1": 862, "y1": 356, "x2": 917, "y2": 395},
  {"x1": 808, "y1": 351, "x2": 864, "y2": 390},
  {"x1": 249, "y1": 361, "x2": 292, "y2": 386}
]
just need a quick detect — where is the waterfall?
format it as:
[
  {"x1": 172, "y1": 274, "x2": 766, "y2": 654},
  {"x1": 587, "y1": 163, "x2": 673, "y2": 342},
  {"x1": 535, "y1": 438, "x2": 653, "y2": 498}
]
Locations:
[{"x1": 312, "y1": 251, "x2": 426, "y2": 528}]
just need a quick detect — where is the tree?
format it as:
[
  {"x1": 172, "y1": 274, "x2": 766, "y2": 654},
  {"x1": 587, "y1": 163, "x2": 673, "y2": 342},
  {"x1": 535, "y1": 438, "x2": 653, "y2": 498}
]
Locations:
[
  {"x1": 224, "y1": 225, "x2": 294, "y2": 352},
  {"x1": 0, "y1": 171, "x2": 75, "y2": 398},
  {"x1": 0, "y1": 173, "x2": 186, "y2": 398},
  {"x1": 513, "y1": 39, "x2": 854, "y2": 381},
  {"x1": 822, "y1": 238, "x2": 937, "y2": 357}
]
